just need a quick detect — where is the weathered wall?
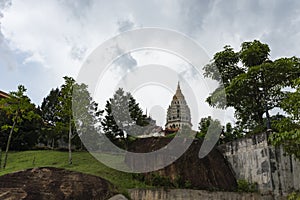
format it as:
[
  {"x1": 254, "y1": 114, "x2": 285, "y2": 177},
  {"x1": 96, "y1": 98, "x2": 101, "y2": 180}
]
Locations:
[
  {"x1": 128, "y1": 189, "x2": 273, "y2": 200},
  {"x1": 219, "y1": 132, "x2": 300, "y2": 197}
]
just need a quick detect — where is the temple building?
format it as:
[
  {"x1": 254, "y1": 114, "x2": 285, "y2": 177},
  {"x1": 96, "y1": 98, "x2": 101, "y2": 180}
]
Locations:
[
  {"x1": 0, "y1": 90, "x2": 9, "y2": 99},
  {"x1": 165, "y1": 82, "x2": 192, "y2": 130}
]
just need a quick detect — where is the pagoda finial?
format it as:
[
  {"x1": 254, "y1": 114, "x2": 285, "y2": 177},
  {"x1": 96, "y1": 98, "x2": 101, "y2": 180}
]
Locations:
[{"x1": 175, "y1": 81, "x2": 183, "y2": 97}]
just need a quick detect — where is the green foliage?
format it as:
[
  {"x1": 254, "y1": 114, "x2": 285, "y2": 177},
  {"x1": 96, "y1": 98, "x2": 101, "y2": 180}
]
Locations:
[
  {"x1": 184, "y1": 180, "x2": 192, "y2": 189},
  {"x1": 55, "y1": 77, "x2": 103, "y2": 163},
  {"x1": 240, "y1": 40, "x2": 270, "y2": 67},
  {"x1": 269, "y1": 78, "x2": 300, "y2": 159},
  {"x1": 139, "y1": 173, "x2": 192, "y2": 189},
  {"x1": 173, "y1": 175, "x2": 192, "y2": 189},
  {"x1": 102, "y1": 88, "x2": 148, "y2": 140},
  {"x1": 0, "y1": 85, "x2": 41, "y2": 168},
  {"x1": 203, "y1": 45, "x2": 243, "y2": 87},
  {"x1": 0, "y1": 85, "x2": 40, "y2": 126},
  {"x1": 220, "y1": 122, "x2": 243, "y2": 143},
  {"x1": 197, "y1": 116, "x2": 222, "y2": 138},
  {"x1": 269, "y1": 127, "x2": 300, "y2": 159},
  {"x1": 72, "y1": 83, "x2": 103, "y2": 151},
  {"x1": 196, "y1": 116, "x2": 243, "y2": 143},
  {"x1": 204, "y1": 40, "x2": 300, "y2": 132},
  {"x1": 165, "y1": 132, "x2": 176, "y2": 138},
  {"x1": 57, "y1": 77, "x2": 76, "y2": 165},
  {"x1": 195, "y1": 131, "x2": 206, "y2": 139},
  {"x1": 281, "y1": 78, "x2": 300, "y2": 121},
  {"x1": 288, "y1": 191, "x2": 300, "y2": 200},
  {"x1": 149, "y1": 173, "x2": 173, "y2": 187},
  {"x1": 40, "y1": 76, "x2": 103, "y2": 164},
  {"x1": 237, "y1": 179, "x2": 258, "y2": 193},
  {"x1": 40, "y1": 88, "x2": 62, "y2": 148}
]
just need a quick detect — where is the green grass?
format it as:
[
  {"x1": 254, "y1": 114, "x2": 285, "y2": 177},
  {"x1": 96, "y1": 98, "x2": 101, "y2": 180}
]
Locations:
[{"x1": 0, "y1": 150, "x2": 150, "y2": 194}]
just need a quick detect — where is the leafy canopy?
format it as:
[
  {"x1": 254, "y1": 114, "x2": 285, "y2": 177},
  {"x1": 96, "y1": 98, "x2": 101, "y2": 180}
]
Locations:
[{"x1": 204, "y1": 40, "x2": 300, "y2": 131}]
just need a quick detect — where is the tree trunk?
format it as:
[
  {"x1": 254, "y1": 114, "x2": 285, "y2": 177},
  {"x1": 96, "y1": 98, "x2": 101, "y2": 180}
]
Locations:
[
  {"x1": 265, "y1": 107, "x2": 271, "y2": 131},
  {"x1": 3, "y1": 120, "x2": 16, "y2": 169},
  {"x1": 0, "y1": 149, "x2": 2, "y2": 169},
  {"x1": 52, "y1": 138, "x2": 55, "y2": 150},
  {"x1": 68, "y1": 120, "x2": 72, "y2": 165}
]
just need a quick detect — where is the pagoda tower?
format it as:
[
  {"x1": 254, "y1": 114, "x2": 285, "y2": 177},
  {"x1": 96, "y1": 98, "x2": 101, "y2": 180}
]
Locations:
[{"x1": 165, "y1": 82, "x2": 192, "y2": 130}]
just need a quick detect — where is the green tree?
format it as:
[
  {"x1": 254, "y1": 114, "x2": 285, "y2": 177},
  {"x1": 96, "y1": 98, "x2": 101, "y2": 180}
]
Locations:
[
  {"x1": 220, "y1": 122, "x2": 243, "y2": 143},
  {"x1": 269, "y1": 78, "x2": 300, "y2": 159},
  {"x1": 57, "y1": 76, "x2": 76, "y2": 165},
  {"x1": 0, "y1": 109, "x2": 9, "y2": 149},
  {"x1": 102, "y1": 88, "x2": 128, "y2": 140},
  {"x1": 102, "y1": 88, "x2": 148, "y2": 141},
  {"x1": 204, "y1": 40, "x2": 300, "y2": 132},
  {"x1": 9, "y1": 112, "x2": 42, "y2": 150},
  {"x1": 40, "y1": 88, "x2": 62, "y2": 148},
  {"x1": 0, "y1": 85, "x2": 40, "y2": 168},
  {"x1": 55, "y1": 76, "x2": 102, "y2": 163},
  {"x1": 72, "y1": 83, "x2": 102, "y2": 151},
  {"x1": 196, "y1": 116, "x2": 222, "y2": 139}
]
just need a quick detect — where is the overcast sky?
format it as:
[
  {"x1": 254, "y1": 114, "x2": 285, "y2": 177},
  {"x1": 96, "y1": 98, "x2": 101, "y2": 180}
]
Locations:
[{"x1": 0, "y1": 0, "x2": 300, "y2": 127}]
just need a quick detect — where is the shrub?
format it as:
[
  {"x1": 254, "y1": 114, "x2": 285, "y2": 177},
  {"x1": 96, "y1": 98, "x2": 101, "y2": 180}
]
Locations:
[
  {"x1": 288, "y1": 191, "x2": 300, "y2": 200},
  {"x1": 237, "y1": 179, "x2": 258, "y2": 193}
]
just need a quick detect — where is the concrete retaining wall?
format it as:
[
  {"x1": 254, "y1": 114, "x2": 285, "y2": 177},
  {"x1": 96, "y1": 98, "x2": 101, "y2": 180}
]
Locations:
[
  {"x1": 128, "y1": 189, "x2": 274, "y2": 200},
  {"x1": 219, "y1": 132, "x2": 300, "y2": 197}
]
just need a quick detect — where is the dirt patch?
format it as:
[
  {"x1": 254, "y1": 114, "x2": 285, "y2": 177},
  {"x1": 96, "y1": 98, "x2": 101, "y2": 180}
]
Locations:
[{"x1": 0, "y1": 167, "x2": 117, "y2": 200}]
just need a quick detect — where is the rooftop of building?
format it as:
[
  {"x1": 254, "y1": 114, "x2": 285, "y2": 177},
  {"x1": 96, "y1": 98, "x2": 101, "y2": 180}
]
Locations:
[{"x1": 0, "y1": 90, "x2": 9, "y2": 99}]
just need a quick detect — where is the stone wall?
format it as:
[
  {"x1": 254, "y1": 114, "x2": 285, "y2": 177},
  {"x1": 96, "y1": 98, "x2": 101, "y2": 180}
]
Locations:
[
  {"x1": 219, "y1": 132, "x2": 300, "y2": 197},
  {"x1": 128, "y1": 189, "x2": 273, "y2": 200}
]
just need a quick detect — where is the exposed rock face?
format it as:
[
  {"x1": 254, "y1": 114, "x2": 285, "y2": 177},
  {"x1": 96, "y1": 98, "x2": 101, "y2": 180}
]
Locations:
[
  {"x1": 0, "y1": 167, "x2": 117, "y2": 200},
  {"x1": 219, "y1": 132, "x2": 300, "y2": 197},
  {"x1": 126, "y1": 138, "x2": 237, "y2": 191}
]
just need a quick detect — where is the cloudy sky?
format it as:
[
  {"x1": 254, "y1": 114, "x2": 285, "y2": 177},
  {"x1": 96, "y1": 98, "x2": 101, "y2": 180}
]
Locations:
[{"x1": 0, "y1": 0, "x2": 300, "y2": 127}]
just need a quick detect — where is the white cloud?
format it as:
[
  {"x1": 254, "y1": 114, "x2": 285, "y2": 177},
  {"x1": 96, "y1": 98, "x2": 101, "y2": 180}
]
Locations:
[{"x1": 0, "y1": 0, "x2": 299, "y2": 126}]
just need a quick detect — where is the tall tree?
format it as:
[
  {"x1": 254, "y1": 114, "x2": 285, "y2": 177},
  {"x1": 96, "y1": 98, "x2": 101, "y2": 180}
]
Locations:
[
  {"x1": 196, "y1": 116, "x2": 222, "y2": 139},
  {"x1": 102, "y1": 88, "x2": 128, "y2": 139},
  {"x1": 58, "y1": 76, "x2": 76, "y2": 165},
  {"x1": 55, "y1": 76, "x2": 102, "y2": 163},
  {"x1": 220, "y1": 122, "x2": 243, "y2": 143},
  {"x1": 0, "y1": 85, "x2": 40, "y2": 168},
  {"x1": 204, "y1": 40, "x2": 300, "y2": 132},
  {"x1": 102, "y1": 88, "x2": 148, "y2": 140},
  {"x1": 72, "y1": 83, "x2": 102, "y2": 151},
  {"x1": 40, "y1": 88, "x2": 61, "y2": 148}
]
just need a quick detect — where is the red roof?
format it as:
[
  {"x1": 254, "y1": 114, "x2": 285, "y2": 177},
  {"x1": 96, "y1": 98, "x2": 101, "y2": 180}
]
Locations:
[{"x1": 0, "y1": 90, "x2": 9, "y2": 99}]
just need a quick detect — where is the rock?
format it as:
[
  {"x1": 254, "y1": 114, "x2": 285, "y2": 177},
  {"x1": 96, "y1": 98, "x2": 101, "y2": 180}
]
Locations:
[
  {"x1": 125, "y1": 137, "x2": 237, "y2": 191},
  {"x1": 0, "y1": 167, "x2": 117, "y2": 200},
  {"x1": 108, "y1": 194, "x2": 128, "y2": 200}
]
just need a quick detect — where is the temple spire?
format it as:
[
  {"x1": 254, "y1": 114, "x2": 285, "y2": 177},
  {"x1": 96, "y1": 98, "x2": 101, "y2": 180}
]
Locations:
[
  {"x1": 166, "y1": 82, "x2": 192, "y2": 130},
  {"x1": 175, "y1": 81, "x2": 183, "y2": 97}
]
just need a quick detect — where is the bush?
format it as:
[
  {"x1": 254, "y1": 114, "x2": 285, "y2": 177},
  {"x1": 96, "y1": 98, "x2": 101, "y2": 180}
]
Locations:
[
  {"x1": 288, "y1": 191, "x2": 300, "y2": 200},
  {"x1": 237, "y1": 179, "x2": 258, "y2": 193},
  {"x1": 133, "y1": 173, "x2": 193, "y2": 189},
  {"x1": 150, "y1": 173, "x2": 172, "y2": 187}
]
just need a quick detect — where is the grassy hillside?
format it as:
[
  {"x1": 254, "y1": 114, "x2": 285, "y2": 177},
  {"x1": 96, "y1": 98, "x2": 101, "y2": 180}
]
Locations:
[{"x1": 0, "y1": 150, "x2": 149, "y2": 194}]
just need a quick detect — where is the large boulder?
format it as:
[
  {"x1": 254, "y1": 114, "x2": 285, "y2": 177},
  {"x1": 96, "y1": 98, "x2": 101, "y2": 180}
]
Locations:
[
  {"x1": 0, "y1": 167, "x2": 117, "y2": 200},
  {"x1": 126, "y1": 138, "x2": 237, "y2": 191}
]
